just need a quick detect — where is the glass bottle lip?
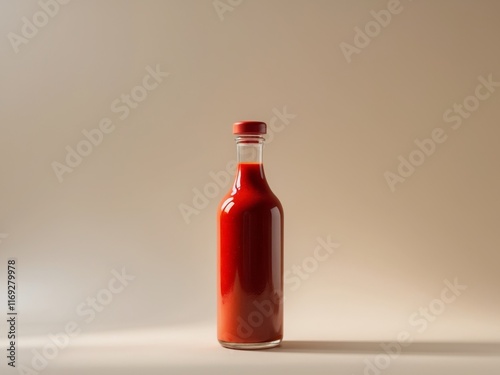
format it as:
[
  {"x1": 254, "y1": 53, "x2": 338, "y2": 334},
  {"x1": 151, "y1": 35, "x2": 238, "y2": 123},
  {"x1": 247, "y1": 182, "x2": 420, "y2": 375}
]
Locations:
[{"x1": 234, "y1": 135, "x2": 265, "y2": 144}]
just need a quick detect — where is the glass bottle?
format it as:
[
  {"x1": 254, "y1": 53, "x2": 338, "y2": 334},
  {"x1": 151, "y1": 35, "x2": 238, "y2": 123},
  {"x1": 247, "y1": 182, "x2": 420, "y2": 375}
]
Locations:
[{"x1": 217, "y1": 121, "x2": 284, "y2": 350}]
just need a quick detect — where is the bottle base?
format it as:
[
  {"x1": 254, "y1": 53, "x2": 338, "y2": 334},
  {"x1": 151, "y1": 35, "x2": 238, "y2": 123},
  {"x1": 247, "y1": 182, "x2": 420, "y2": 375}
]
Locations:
[{"x1": 219, "y1": 339, "x2": 281, "y2": 350}]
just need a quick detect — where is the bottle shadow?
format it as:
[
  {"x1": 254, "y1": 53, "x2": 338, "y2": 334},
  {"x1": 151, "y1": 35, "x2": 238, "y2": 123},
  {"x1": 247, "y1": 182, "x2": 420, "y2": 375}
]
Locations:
[{"x1": 268, "y1": 340, "x2": 500, "y2": 356}]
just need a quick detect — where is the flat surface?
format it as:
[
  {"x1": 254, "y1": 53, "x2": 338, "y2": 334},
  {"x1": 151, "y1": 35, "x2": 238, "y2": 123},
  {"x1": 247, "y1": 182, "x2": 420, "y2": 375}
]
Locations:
[{"x1": 9, "y1": 324, "x2": 500, "y2": 375}]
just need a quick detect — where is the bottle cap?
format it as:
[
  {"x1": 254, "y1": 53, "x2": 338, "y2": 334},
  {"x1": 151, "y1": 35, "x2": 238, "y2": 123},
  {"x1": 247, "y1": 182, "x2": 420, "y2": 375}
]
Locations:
[{"x1": 233, "y1": 121, "x2": 267, "y2": 135}]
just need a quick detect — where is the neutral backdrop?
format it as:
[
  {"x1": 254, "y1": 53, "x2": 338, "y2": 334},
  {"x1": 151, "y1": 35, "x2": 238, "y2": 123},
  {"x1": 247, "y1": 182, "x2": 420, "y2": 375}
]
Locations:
[{"x1": 1, "y1": 0, "x2": 499, "y2": 374}]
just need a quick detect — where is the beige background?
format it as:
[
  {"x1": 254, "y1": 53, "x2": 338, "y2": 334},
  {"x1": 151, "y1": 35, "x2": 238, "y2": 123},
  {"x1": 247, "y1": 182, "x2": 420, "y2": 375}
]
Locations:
[{"x1": 0, "y1": 0, "x2": 499, "y2": 373}]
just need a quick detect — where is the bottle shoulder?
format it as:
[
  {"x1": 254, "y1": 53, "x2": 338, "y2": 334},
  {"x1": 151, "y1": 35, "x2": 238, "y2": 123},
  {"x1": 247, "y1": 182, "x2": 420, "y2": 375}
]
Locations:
[{"x1": 218, "y1": 188, "x2": 283, "y2": 216}]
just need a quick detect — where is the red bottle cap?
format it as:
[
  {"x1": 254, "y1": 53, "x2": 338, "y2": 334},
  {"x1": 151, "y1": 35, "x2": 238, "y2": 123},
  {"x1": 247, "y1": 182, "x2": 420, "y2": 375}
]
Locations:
[{"x1": 233, "y1": 121, "x2": 267, "y2": 135}]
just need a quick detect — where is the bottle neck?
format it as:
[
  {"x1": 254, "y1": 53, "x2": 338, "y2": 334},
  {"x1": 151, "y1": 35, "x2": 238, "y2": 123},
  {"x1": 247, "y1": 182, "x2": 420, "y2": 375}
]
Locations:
[
  {"x1": 233, "y1": 135, "x2": 267, "y2": 189},
  {"x1": 236, "y1": 136, "x2": 264, "y2": 164}
]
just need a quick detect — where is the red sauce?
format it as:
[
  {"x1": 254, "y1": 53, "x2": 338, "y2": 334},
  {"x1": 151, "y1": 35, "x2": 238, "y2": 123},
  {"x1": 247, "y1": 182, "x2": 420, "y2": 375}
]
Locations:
[{"x1": 217, "y1": 162, "x2": 283, "y2": 344}]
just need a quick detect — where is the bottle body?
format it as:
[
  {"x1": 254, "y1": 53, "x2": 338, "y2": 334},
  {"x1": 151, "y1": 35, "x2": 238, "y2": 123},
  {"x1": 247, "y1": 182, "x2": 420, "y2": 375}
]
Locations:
[{"x1": 217, "y1": 123, "x2": 283, "y2": 350}]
